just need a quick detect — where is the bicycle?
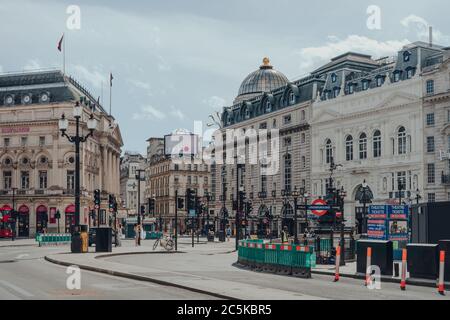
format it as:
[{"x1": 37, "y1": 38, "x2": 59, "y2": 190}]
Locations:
[{"x1": 153, "y1": 234, "x2": 175, "y2": 251}]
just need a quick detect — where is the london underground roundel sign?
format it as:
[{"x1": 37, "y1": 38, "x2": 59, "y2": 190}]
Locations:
[{"x1": 311, "y1": 199, "x2": 328, "y2": 216}]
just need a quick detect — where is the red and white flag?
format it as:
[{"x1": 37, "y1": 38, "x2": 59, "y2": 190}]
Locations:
[{"x1": 57, "y1": 34, "x2": 64, "y2": 52}]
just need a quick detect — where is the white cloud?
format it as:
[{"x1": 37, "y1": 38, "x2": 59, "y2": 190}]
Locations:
[
  {"x1": 169, "y1": 106, "x2": 185, "y2": 120},
  {"x1": 23, "y1": 59, "x2": 42, "y2": 71},
  {"x1": 0, "y1": 65, "x2": 3, "y2": 73},
  {"x1": 132, "y1": 105, "x2": 166, "y2": 120},
  {"x1": 295, "y1": 35, "x2": 410, "y2": 74},
  {"x1": 400, "y1": 14, "x2": 450, "y2": 44},
  {"x1": 126, "y1": 78, "x2": 153, "y2": 96},
  {"x1": 203, "y1": 96, "x2": 227, "y2": 110},
  {"x1": 71, "y1": 65, "x2": 108, "y2": 89}
]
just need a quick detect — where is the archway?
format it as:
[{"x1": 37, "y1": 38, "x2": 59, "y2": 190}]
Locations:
[
  {"x1": 18, "y1": 205, "x2": 30, "y2": 237},
  {"x1": 65, "y1": 204, "x2": 76, "y2": 233},
  {"x1": 256, "y1": 205, "x2": 270, "y2": 238},
  {"x1": 36, "y1": 205, "x2": 48, "y2": 234}
]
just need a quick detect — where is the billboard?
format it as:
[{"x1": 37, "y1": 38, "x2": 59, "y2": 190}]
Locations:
[{"x1": 164, "y1": 133, "x2": 200, "y2": 157}]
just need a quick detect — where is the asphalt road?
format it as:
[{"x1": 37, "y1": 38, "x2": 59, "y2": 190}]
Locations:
[{"x1": 0, "y1": 245, "x2": 217, "y2": 300}]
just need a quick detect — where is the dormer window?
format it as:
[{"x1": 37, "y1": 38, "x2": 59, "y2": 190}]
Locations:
[
  {"x1": 403, "y1": 51, "x2": 411, "y2": 62},
  {"x1": 331, "y1": 73, "x2": 337, "y2": 83},
  {"x1": 393, "y1": 71, "x2": 401, "y2": 83},
  {"x1": 406, "y1": 68, "x2": 414, "y2": 79},
  {"x1": 348, "y1": 84, "x2": 354, "y2": 94},
  {"x1": 289, "y1": 92, "x2": 295, "y2": 105},
  {"x1": 362, "y1": 81, "x2": 369, "y2": 91},
  {"x1": 245, "y1": 108, "x2": 250, "y2": 119},
  {"x1": 376, "y1": 76, "x2": 384, "y2": 87},
  {"x1": 265, "y1": 100, "x2": 272, "y2": 112}
]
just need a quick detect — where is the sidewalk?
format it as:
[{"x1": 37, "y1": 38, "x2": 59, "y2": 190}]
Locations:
[
  {"x1": 45, "y1": 239, "x2": 324, "y2": 300},
  {"x1": 0, "y1": 238, "x2": 37, "y2": 247}
]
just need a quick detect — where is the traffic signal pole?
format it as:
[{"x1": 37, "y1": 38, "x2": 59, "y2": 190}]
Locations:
[{"x1": 175, "y1": 190, "x2": 178, "y2": 251}]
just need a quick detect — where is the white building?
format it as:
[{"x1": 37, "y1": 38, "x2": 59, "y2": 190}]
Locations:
[{"x1": 120, "y1": 151, "x2": 146, "y2": 215}]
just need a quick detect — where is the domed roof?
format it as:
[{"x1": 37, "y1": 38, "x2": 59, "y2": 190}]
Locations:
[{"x1": 236, "y1": 58, "x2": 289, "y2": 100}]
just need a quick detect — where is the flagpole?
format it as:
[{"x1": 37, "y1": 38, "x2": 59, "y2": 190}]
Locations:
[
  {"x1": 109, "y1": 75, "x2": 112, "y2": 116},
  {"x1": 63, "y1": 32, "x2": 66, "y2": 75}
]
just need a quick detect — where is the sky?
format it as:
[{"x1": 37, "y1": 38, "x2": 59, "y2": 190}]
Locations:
[{"x1": 0, "y1": 0, "x2": 449, "y2": 155}]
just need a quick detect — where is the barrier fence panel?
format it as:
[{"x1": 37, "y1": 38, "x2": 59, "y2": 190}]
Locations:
[{"x1": 36, "y1": 233, "x2": 72, "y2": 246}]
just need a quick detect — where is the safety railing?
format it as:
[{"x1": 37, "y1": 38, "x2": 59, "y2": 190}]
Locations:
[
  {"x1": 36, "y1": 233, "x2": 72, "y2": 246},
  {"x1": 238, "y1": 240, "x2": 314, "y2": 278}
]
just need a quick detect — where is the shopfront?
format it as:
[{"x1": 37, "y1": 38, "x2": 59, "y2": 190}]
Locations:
[
  {"x1": 65, "y1": 204, "x2": 76, "y2": 233},
  {"x1": 36, "y1": 205, "x2": 48, "y2": 234},
  {"x1": 17, "y1": 205, "x2": 30, "y2": 237}
]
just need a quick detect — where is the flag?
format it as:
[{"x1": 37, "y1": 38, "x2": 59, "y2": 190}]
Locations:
[
  {"x1": 110, "y1": 73, "x2": 114, "y2": 87},
  {"x1": 57, "y1": 34, "x2": 64, "y2": 52}
]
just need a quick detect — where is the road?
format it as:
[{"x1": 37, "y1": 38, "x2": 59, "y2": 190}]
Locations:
[{"x1": 0, "y1": 245, "x2": 217, "y2": 300}]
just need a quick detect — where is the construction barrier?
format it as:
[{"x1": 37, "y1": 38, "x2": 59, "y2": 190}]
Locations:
[
  {"x1": 36, "y1": 233, "x2": 72, "y2": 246},
  {"x1": 365, "y1": 247, "x2": 372, "y2": 287},
  {"x1": 238, "y1": 241, "x2": 312, "y2": 278}
]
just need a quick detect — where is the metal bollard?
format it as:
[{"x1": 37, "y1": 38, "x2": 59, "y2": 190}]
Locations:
[
  {"x1": 365, "y1": 247, "x2": 372, "y2": 287},
  {"x1": 438, "y1": 250, "x2": 446, "y2": 295},
  {"x1": 334, "y1": 246, "x2": 341, "y2": 282},
  {"x1": 400, "y1": 249, "x2": 407, "y2": 291}
]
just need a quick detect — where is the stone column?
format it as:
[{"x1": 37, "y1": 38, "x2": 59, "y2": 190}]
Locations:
[{"x1": 102, "y1": 146, "x2": 107, "y2": 191}]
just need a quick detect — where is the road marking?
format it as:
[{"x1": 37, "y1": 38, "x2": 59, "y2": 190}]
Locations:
[
  {"x1": 15, "y1": 254, "x2": 30, "y2": 260},
  {"x1": 0, "y1": 280, "x2": 34, "y2": 298}
]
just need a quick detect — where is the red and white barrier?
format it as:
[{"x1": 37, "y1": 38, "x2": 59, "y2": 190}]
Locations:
[
  {"x1": 400, "y1": 249, "x2": 407, "y2": 291},
  {"x1": 280, "y1": 245, "x2": 292, "y2": 251},
  {"x1": 365, "y1": 247, "x2": 372, "y2": 287},
  {"x1": 295, "y1": 246, "x2": 309, "y2": 252},
  {"x1": 265, "y1": 244, "x2": 276, "y2": 250},
  {"x1": 334, "y1": 246, "x2": 341, "y2": 282},
  {"x1": 256, "y1": 243, "x2": 263, "y2": 249},
  {"x1": 438, "y1": 250, "x2": 446, "y2": 295}
]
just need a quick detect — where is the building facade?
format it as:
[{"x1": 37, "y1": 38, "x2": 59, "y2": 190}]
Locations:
[
  {"x1": 217, "y1": 58, "x2": 317, "y2": 237},
  {"x1": 119, "y1": 151, "x2": 146, "y2": 215},
  {"x1": 0, "y1": 70, "x2": 123, "y2": 237},
  {"x1": 310, "y1": 42, "x2": 447, "y2": 230}
]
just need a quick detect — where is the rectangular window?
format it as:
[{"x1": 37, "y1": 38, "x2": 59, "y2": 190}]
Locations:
[
  {"x1": 21, "y1": 137, "x2": 27, "y2": 147},
  {"x1": 426, "y1": 113, "x2": 435, "y2": 126},
  {"x1": 427, "y1": 136, "x2": 435, "y2": 153},
  {"x1": 4, "y1": 138, "x2": 10, "y2": 147},
  {"x1": 397, "y1": 172, "x2": 406, "y2": 191},
  {"x1": 39, "y1": 136, "x2": 45, "y2": 146},
  {"x1": 428, "y1": 193, "x2": 436, "y2": 203},
  {"x1": 39, "y1": 171, "x2": 48, "y2": 189},
  {"x1": 193, "y1": 176, "x2": 198, "y2": 184},
  {"x1": 67, "y1": 170, "x2": 75, "y2": 190},
  {"x1": 427, "y1": 163, "x2": 435, "y2": 184},
  {"x1": 447, "y1": 110, "x2": 450, "y2": 123},
  {"x1": 284, "y1": 154, "x2": 292, "y2": 192},
  {"x1": 373, "y1": 134, "x2": 382, "y2": 158},
  {"x1": 283, "y1": 115, "x2": 292, "y2": 125},
  {"x1": 259, "y1": 122, "x2": 267, "y2": 129},
  {"x1": 3, "y1": 171, "x2": 12, "y2": 189},
  {"x1": 283, "y1": 137, "x2": 292, "y2": 148},
  {"x1": 21, "y1": 171, "x2": 30, "y2": 189},
  {"x1": 426, "y1": 80, "x2": 434, "y2": 95},
  {"x1": 187, "y1": 176, "x2": 192, "y2": 185}
]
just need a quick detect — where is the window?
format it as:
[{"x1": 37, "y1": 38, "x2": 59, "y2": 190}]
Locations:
[
  {"x1": 426, "y1": 80, "x2": 435, "y2": 95},
  {"x1": 187, "y1": 176, "x2": 192, "y2": 185},
  {"x1": 4, "y1": 138, "x2": 10, "y2": 147},
  {"x1": 3, "y1": 171, "x2": 12, "y2": 189},
  {"x1": 174, "y1": 164, "x2": 179, "y2": 171},
  {"x1": 376, "y1": 77, "x2": 383, "y2": 87},
  {"x1": 362, "y1": 81, "x2": 369, "y2": 91},
  {"x1": 406, "y1": 68, "x2": 414, "y2": 79},
  {"x1": 261, "y1": 165, "x2": 267, "y2": 193},
  {"x1": 67, "y1": 170, "x2": 75, "y2": 190},
  {"x1": 301, "y1": 110, "x2": 306, "y2": 120},
  {"x1": 325, "y1": 139, "x2": 333, "y2": 164},
  {"x1": 272, "y1": 119, "x2": 277, "y2": 128},
  {"x1": 345, "y1": 135, "x2": 353, "y2": 161},
  {"x1": 39, "y1": 136, "x2": 45, "y2": 146},
  {"x1": 301, "y1": 133, "x2": 306, "y2": 144},
  {"x1": 21, "y1": 137, "x2": 27, "y2": 147},
  {"x1": 39, "y1": 171, "x2": 48, "y2": 189},
  {"x1": 302, "y1": 156, "x2": 306, "y2": 168},
  {"x1": 428, "y1": 193, "x2": 436, "y2": 203},
  {"x1": 359, "y1": 133, "x2": 368, "y2": 160},
  {"x1": 426, "y1": 113, "x2": 435, "y2": 126},
  {"x1": 373, "y1": 130, "x2": 382, "y2": 158},
  {"x1": 394, "y1": 72, "x2": 400, "y2": 82},
  {"x1": 259, "y1": 122, "x2": 267, "y2": 129},
  {"x1": 245, "y1": 108, "x2": 250, "y2": 119},
  {"x1": 283, "y1": 114, "x2": 292, "y2": 125},
  {"x1": 265, "y1": 101, "x2": 271, "y2": 112},
  {"x1": 193, "y1": 176, "x2": 198, "y2": 185},
  {"x1": 331, "y1": 73, "x2": 337, "y2": 83},
  {"x1": 21, "y1": 171, "x2": 30, "y2": 189},
  {"x1": 283, "y1": 137, "x2": 292, "y2": 148},
  {"x1": 289, "y1": 92, "x2": 295, "y2": 105},
  {"x1": 403, "y1": 51, "x2": 411, "y2": 62},
  {"x1": 427, "y1": 136, "x2": 435, "y2": 153},
  {"x1": 284, "y1": 154, "x2": 292, "y2": 192},
  {"x1": 334, "y1": 88, "x2": 340, "y2": 97},
  {"x1": 398, "y1": 127, "x2": 407, "y2": 155},
  {"x1": 397, "y1": 172, "x2": 407, "y2": 191},
  {"x1": 348, "y1": 84, "x2": 354, "y2": 94},
  {"x1": 427, "y1": 163, "x2": 435, "y2": 184},
  {"x1": 174, "y1": 176, "x2": 179, "y2": 184}
]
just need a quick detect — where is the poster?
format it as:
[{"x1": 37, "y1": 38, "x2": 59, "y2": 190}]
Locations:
[
  {"x1": 367, "y1": 219, "x2": 387, "y2": 240},
  {"x1": 49, "y1": 207, "x2": 57, "y2": 224},
  {"x1": 388, "y1": 220, "x2": 408, "y2": 241}
]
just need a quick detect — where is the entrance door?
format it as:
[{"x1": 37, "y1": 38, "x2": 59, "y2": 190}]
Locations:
[
  {"x1": 36, "y1": 206, "x2": 48, "y2": 234},
  {"x1": 17, "y1": 205, "x2": 30, "y2": 237},
  {"x1": 65, "y1": 213, "x2": 75, "y2": 233}
]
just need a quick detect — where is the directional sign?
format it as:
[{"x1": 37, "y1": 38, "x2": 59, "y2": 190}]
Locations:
[{"x1": 311, "y1": 199, "x2": 329, "y2": 216}]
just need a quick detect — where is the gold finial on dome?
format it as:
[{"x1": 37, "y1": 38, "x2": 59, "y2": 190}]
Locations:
[{"x1": 262, "y1": 57, "x2": 270, "y2": 66}]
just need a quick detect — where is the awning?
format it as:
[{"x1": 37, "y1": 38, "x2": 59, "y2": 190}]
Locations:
[
  {"x1": 18, "y1": 205, "x2": 29, "y2": 214},
  {"x1": 36, "y1": 205, "x2": 48, "y2": 213},
  {"x1": 0, "y1": 205, "x2": 13, "y2": 212},
  {"x1": 65, "y1": 204, "x2": 75, "y2": 213}
]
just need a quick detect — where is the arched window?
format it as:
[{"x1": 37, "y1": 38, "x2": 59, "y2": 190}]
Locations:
[
  {"x1": 359, "y1": 133, "x2": 367, "y2": 159},
  {"x1": 325, "y1": 139, "x2": 333, "y2": 164},
  {"x1": 265, "y1": 100, "x2": 272, "y2": 113},
  {"x1": 245, "y1": 108, "x2": 250, "y2": 119},
  {"x1": 373, "y1": 130, "x2": 382, "y2": 158},
  {"x1": 398, "y1": 127, "x2": 407, "y2": 155},
  {"x1": 345, "y1": 135, "x2": 353, "y2": 161},
  {"x1": 301, "y1": 110, "x2": 306, "y2": 120},
  {"x1": 289, "y1": 92, "x2": 295, "y2": 105}
]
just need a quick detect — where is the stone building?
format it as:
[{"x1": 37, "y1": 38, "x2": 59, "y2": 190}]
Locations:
[
  {"x1": 0, "y1": 70, "x2": 123, "y2": 237},
  {"x1": 310, "y1": 41, "x2": 446, "y2": 230},
  {"x1": 119, "y1": 151, "x2": 146, "y2": 215},
  {"x1": 216, "y1": 58, "x2": 318, "y2": 237}
]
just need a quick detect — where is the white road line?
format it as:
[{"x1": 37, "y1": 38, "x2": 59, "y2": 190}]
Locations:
[{"x1": 0, "y1": 280, "x2": 34, "y2": 298}]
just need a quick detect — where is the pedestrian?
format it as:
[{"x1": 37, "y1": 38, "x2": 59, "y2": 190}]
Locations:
[
  {"x1": 226, "y1": 225, "x2": 231, "y2": 242},
  {"x1": 116, "y1": 224, "x2": 122, "y2": 247},
  {"x1": 281, "y1": 226, "x2": 289, "y2": 244},
  {"x1": 134, "y1": 223, "x2": 139, "y2": 246}
]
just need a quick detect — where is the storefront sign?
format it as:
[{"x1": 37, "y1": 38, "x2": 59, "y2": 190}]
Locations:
[
  {"x1": 388, "y1": 205, "x2": 409, "y2": 220},
  {"x1": 368, "y1": 205, "x2": 388, "y2": 219},
  {"x1": 1, "y1": 127, "x2": 30, "y2": 134}
]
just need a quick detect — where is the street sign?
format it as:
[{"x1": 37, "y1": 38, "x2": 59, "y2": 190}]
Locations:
[
  {"x1": 189, "y1": 209, "x2": 196, "y2": 217},
  {"x1": 310, "y1": 199, "x2": 329, "y2": 216}
]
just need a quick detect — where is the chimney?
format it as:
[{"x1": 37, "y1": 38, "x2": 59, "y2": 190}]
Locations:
[{"x1": 429, "y1": 26, "x2": 433, "y2": 47}]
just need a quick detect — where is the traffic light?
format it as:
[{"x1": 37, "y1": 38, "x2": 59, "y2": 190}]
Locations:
[
  {"x1": 246, "y1": 201, "x2": 253, "y2": 216},
  {"x1": 140, "y1": 205, "x2": 146, "y2": 215},
  {"x1": 148, "y1": 198, "x2": 155, "y2": 213},
  {"x1": 94, "y1": 189, "x2": 101, "y2": 208},
  {"x1": 108, "y1": 194, "x2": 115, "y2": 212},
  {"x1": 186, "y1": 188, "x2": 196, "y2": 211},
  {"x1": 195, "y1": 196, "x2": 201, "y2": 211},
  {"x1": 177, "y1": 197, "x2": 184, "y2": 209}
]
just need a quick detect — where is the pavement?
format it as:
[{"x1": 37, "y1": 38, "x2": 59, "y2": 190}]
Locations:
[{"x1": 38, "y1": 238, "x2": 450, "y2": 300}]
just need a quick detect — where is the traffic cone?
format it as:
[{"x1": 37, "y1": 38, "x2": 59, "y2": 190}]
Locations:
[
  {"x1": 334, "y1": 245, "x2": 341, "y2": 282},
  {"x1": 438, "y1": 250, "x2": 446, "y2": 296},
  {"x1": 400, "y1": 249, "x2": 407, "y2": 291}
]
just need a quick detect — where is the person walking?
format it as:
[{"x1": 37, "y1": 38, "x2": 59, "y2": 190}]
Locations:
[
  {"x1": 281, "y1": 226, "x2": 289, "y2": 244},
  {"x1": 116, "y1": 224, "x2": 122, "y2": 247},
  {"x1": 226, "y1": 225, "x2": 231, "y2": 242},
  {"x1": 134, "y1": 224, "x2": 139, "y2": 246}
]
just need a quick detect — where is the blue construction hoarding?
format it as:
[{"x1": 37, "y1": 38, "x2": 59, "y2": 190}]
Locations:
[{"x1": 367, "y1": 205, "x2": 409, "y2": 241}]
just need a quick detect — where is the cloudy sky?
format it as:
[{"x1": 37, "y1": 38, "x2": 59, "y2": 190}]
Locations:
[{"x1": 0, "y1": 0, "x2": 449, "y2": 154}]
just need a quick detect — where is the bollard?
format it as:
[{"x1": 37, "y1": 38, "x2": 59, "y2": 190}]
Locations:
[
  {"x1": 334, "y1": 246, "x2": 341, "y2": 282},
  {"x1": 365, "y1": 247, "x2": 372, "y2": 287},
  {"x1": 400, "y1": 249, "x2": 407, "y2": 291},
  {"x1": 438, "y1": 250, "x2": 446, "y2": 295}
]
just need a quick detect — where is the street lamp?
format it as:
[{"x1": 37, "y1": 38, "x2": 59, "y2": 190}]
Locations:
[
  {"x1": 338, "y1": 186, "x2": 347, "y2": 265},
  {"x1": 291, "y1": 187, "x2": 300, "y2": 244},
  {"x1": 59, "y1": 102, "x2": 97, "y2": 247},
  {"x1": 415, "y1": 188, "x2": 422, "y2": 205},
  {"x1": 135, "y1": 169, "x2": 145, "y2": 245}
]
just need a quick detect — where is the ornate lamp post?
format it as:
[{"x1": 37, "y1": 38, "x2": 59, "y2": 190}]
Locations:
[
  {"x1": 291, "y1": 187, "x2": 300, "y2": 244},
  {"x1": 58, "y1": 102, "x2": 97, "y2": 237}
]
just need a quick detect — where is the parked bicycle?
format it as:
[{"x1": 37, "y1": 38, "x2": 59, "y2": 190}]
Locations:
[{"x1": 153, "y1": 233, "x2": 174, "y2": 251}]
